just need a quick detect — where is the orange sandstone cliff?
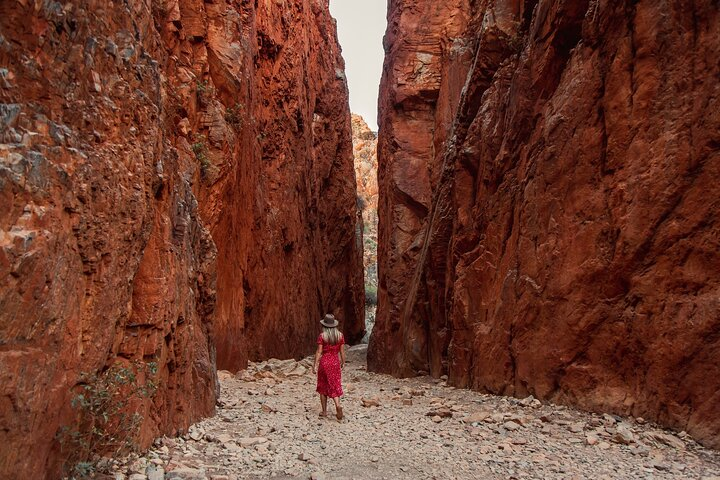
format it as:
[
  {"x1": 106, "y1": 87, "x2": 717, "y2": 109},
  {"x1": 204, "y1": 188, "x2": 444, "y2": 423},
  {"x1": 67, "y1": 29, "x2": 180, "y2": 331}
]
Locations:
[
  {"x1": 352, "y1": 113, "x2": 379, "y2": 278},
  {"x1": 352, "y1": 113, "x2": 378, "y2": 225},
  {"x1": 0, "y1": 0, "x2": 362, "y2": 477},
  {"x1": 369, "y1": 0, "x2": 720, "y2": 448}
]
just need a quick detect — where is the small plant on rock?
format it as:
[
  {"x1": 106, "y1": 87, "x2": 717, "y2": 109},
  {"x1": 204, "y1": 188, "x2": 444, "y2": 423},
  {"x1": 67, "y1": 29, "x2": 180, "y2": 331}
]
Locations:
[
  {"x1": 196, "y1": 79, "x2": 214, "y2": 96},
  {"x1": 505, "y1": 22, "x2": 525, "y2": 55},
  {"x1": 196, "y1": 80, "x2": 215, "y2": 107},
  {"x1": 191, "y1": 134, "x2": 215, "y2": 181},
  {"x1": 507, "y1": 32, "x2": 525, "y2": 54},
  {"x1": 224, "y1": 102, "x2": 244, "y2": 128},
  {"x1": 56, "y1": 361, "x2": 158, "y2": 479}
]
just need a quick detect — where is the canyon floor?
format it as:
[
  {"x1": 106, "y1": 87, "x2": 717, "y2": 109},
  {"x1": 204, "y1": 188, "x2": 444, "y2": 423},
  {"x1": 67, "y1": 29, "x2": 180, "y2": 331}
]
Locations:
[{"x1": 113, "y1": 345, "x2": 720, "y2": 480}]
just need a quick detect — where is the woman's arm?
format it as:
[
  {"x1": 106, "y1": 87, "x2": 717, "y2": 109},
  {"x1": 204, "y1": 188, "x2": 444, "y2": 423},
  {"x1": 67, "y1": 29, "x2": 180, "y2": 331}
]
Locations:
[
  {"x1": 340, "y1": 343, "x2": 346, "y2": 370},
  {"x1": 313, "y1": 344, "x2": 322, "y2": 373}
]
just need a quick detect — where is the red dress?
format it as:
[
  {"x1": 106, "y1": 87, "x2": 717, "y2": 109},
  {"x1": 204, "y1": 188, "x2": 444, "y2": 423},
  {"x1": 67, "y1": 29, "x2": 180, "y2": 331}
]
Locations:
[{"x1": 316, "y1": 333, "x2": 344, "y2": 398}]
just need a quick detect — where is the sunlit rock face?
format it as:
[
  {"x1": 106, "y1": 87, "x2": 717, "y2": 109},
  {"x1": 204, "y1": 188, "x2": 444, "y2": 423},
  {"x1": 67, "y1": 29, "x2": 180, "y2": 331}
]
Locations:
[
  {"x1": 0, "y1": 0, "x2": 362, "y2": 477},
  {"x1": 352, "y1": 113, "x2": 379, "y2": 336},
  {"x1": 352, "y1": 113, "x2": 379, "y2": 268},
  {"x1": 370, "y1": 0, "x2": 720, "y2": 448},
  {"x1": 352, "y1": 113, "x2": 379, "y2": 224}
]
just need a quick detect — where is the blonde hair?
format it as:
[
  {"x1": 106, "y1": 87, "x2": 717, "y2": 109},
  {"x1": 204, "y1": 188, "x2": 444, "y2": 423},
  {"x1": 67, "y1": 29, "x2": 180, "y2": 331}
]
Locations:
[{"x1": 322, "y1": 326, "x2": 342, "y2": 345}]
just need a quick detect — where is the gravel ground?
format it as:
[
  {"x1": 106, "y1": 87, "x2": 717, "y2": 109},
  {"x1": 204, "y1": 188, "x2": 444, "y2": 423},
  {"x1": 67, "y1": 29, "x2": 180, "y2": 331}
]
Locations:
[{"x1": 112, "y1": 345, "x2": 720, "y2": 480}]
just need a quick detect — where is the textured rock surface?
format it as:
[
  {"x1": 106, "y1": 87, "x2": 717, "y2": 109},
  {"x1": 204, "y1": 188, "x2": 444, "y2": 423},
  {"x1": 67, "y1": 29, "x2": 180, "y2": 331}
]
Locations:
[
  {"x1": 193, "y1": 0, "x2": 365, "y2": 369},
  {"x1": 0, "y1": 0, "x2": 361, "y2": 477},
  {"x1": 352, "y1": 114, "x2": 378, "y2": 284},
  {"x1": 0, "y1": 2, "x2": 218, "y2": 477},
  {"x1": 369, "y1": 0, "x2": 472, "y2": 378},
  {"x1": 352, "y1": 114, "x2": 379, "y2": 340},
  {"x1": 352, "y1": 114, "x2": 378, "y2": 226},
  {"x1": 369, "y1": 0, "x2": 720, "y2": 448}
]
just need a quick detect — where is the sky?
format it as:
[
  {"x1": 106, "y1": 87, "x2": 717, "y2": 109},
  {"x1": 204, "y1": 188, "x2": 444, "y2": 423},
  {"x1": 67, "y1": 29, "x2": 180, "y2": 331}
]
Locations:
[{"x1": 329, "y1": 1, "x2": 387, "y2": 132}]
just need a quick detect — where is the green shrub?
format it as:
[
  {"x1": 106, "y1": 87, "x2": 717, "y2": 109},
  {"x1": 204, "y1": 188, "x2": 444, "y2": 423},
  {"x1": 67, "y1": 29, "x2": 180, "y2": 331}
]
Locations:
[
  {"x1": 191, "y1": 134, "x2": 214, "y2": 180},
  {"x1": 507, "y1": 32, "x2": 525, "y2": 54},
  {"x1": 56, "y1": 361, "x2": 158, "y2": 479},
  {"x1": 196, "y1": 80, "x2": 215, "y2": 108},
  {"x1": 196, "y1": 80, "x2": 214, "y2": 96},
  {"x1": 224, "y1": 103, "x2": 243, "y2": 128},
  {"x1": 365, "y1": 285, "x2": 378, "y2": 306}
]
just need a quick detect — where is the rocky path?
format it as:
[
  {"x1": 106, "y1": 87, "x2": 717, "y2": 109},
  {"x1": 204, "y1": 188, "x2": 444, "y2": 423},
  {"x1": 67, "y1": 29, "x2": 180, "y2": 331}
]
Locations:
[{"x1": 116, "y1": 345, "x2": 720, "y2": 480}]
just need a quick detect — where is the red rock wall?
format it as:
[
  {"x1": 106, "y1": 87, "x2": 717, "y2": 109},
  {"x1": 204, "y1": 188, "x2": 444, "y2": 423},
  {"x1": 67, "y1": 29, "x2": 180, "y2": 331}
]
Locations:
[
  {"x1": 0, "y1": 0, "x2": 362, "y2": 477},
  {"x1": 169, "y1": 0, "x2": 365, "y2": 370},
  {"x1": 0, "y1": 2, "x2": 219, "y2": 477},
  {"x1": 369, "y1": 0, "x2": 473, "y2": 377},
  {"x1": 235, "y1": 0, "x2": 364, "y2": 364},
  {"x1": 369, "y1": 0, "x2": 720, "y2": 448}
]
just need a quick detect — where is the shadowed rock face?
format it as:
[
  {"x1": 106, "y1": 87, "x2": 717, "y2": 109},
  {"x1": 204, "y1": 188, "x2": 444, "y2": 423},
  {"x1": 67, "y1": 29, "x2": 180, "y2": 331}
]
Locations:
[
  {"x1": 369, "y1": 0, "x2": 720, "y2": 448},
  {"x1": 0, "y1": 0, "x2": 362, "y2": 477},
  {"x1": 198, "y1": 0, "x2": 365, "y2": 370}
]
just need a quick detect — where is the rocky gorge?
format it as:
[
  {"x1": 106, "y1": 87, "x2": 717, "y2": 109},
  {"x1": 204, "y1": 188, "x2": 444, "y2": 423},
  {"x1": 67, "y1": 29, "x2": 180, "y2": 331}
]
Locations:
[
  {"x1": 1, "y1": 0, "x2": 719, "y2": 478},
  {"x1": 369, "y1": 0, "x2": 720, "y2": 451}
]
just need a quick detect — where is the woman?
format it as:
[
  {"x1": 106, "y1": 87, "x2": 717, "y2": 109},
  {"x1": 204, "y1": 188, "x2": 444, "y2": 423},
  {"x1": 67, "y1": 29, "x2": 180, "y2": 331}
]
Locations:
[{"x1": 313, "y1": 314, "x2": 346, "y2": 420}]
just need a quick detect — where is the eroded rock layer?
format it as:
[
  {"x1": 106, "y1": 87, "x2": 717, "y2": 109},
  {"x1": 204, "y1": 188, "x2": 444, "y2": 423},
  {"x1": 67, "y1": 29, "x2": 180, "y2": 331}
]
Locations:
[
  {"x1": 352, "y1": 114, "x2": 379, "y2": 279},
  {"x1": 0, "y1": 0, "x2": 362, "y2": 477},
  {"x1": 369, "y1": 0, "x2": 720, "y2": 448}
]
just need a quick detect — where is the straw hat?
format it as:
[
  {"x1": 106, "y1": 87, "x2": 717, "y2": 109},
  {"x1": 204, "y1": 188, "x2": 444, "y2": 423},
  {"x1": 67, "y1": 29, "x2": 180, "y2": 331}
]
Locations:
[{"x1": 320, "y1": 313, "x2": 339, "y2": 328}]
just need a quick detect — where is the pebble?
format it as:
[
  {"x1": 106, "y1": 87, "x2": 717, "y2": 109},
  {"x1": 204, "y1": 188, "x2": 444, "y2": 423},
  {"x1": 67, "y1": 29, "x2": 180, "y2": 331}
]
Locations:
[
  {"x1": 237, "y1": 437, "x2": 267, "y2": 447},
  {"x1": 464, "y1": 411, "x2": 489, "y2": 423},
  {"x1": 145, "y1": 465, "x2": 164, "y2": 480},
  {"x1": 569, "y1": 423, "x2": 584, "y2": 433},
  {"x1": 164, "y1": 467, "x2": 207, "y2": 480},
  {"x1": 612, "y1": 424, "x2": 635, "y2": 444},
  {"x1": 653, "y1": 431, "x2": 686, "y2": 450},
  {"x1": 503, "y1": 421, "x2": 521, "y2": 431},
  {"x1": 361, "y1": 397, "x2": 381, "y2": 407}
]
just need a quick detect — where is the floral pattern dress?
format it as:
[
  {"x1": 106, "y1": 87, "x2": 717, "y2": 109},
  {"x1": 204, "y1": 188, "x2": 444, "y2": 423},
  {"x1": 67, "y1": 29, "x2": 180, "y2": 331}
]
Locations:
[{"x1": 316, "y1": 333, "x2": 344, "y2": 398}]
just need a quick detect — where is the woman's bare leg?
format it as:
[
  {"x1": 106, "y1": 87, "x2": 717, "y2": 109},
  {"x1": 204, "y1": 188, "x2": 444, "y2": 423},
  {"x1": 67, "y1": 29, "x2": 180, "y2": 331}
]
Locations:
[
  {"x1": 332, "y1": 397, "x2": 343, "y2": 420},
  {"x1": 320, "y1": 395, "x2": 328, "y2": 416}
]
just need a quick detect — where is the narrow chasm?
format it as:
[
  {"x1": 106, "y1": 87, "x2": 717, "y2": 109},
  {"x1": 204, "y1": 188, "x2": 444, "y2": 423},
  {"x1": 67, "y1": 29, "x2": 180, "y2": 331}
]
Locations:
[
  {"x1": 351, "y1": 114, "x2": 379, "y2": 343},
  {"x1": 1, "y1": 0, "x2": 719, "y2": 479}
]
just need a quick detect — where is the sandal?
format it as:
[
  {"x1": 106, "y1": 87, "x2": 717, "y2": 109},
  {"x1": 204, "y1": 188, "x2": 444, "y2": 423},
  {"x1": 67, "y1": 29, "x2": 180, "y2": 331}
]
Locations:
[
  {"x1": 319, "y1": 412, "x2": 327, "y2": 418},
  {"x1": 336, "y1": 406, "x2": 343, "y2": 421}
]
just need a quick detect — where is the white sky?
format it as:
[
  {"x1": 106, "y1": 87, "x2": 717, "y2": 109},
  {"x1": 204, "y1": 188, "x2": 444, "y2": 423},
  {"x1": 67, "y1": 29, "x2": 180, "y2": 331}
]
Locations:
[{"x1": 329, "y1": 1, "x2": 387, "y2": 132}]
